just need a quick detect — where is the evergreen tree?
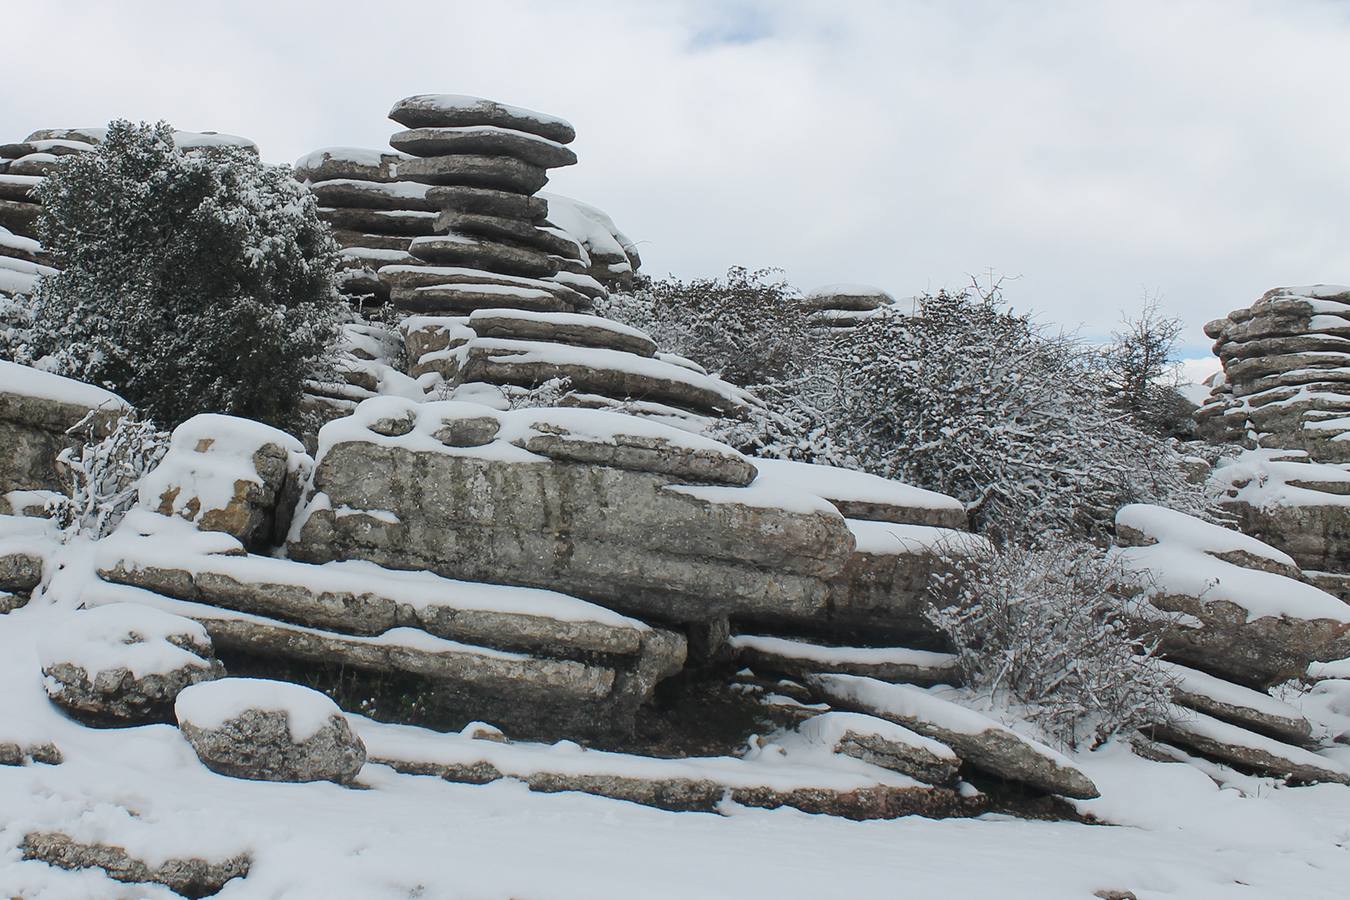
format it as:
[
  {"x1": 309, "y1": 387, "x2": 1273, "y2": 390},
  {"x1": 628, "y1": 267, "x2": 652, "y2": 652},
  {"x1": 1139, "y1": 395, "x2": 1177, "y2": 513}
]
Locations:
[{"x1": 30, "y1": 120, "x2": 341, "y2": 430}]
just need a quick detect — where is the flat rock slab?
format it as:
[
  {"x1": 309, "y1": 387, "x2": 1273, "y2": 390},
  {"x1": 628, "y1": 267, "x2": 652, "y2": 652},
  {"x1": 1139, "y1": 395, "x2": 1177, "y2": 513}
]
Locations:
[
  {"x1": 455, "y1": 338, "x2": 748, "y2": 417},
  {"x1": 390, "y1": 126, "x2": 578, "y2": 168},
  {"x1": 801, "y1": 284, "x2": 894, "y2": 312},
  {"x1": 389, "y1": 94, "x2": 577, "y2": 144},
  {"x1": 730, "y1": 633, "x2": 961, "y2": 686},
  {"x1": 426, "y1": 185, "x2": 549, "y2": 220},
  {"x1": 319, "y1": 207, "x2": 438, "y2": 236},
  {"x1": 21, "y1": 831, "x2": 249, "y2": 899},
  {"x1": 752, "y1": 459, "x2": 967, "y2": 528},
  {"x1": 308, "y1": 178, "x2": 433, "y2": 211},
  {"x1": 808, "y1": 674, "x2": 1099, "y2": 799},
  {"x1": 1148, "y1": 709, "x2": 1350, "y2": 785},
  {"x1": 1156, "y1": 659, "x2": 1312, "y2": 745},
  {"x1": 0, "y1": 198, "x2": 41, "y2": 236},
  {"x1": 434, "y1": 210, "x2": 583, "y2": 259},
  {"x1": 466, "y1": 308, "x2": 656, "y2": 356},
  {"x1": 397, "y1": 154, "x2": 549, "y2": 194},
  {"x1": 394, "y1": 283, "x2": 572, "y2": 321},
  {"x1": 359, "y1": 718, "x2": 975, "y2": 820},
  {"x1": 410, "y1": 233, "x2": 558, "y2": 278},
  {"x1": 294, "y1": 147, "x2": 407, "y2": 183},
  {"x1": 797, "y1": 711, "x2": 961, "y2": 785}
]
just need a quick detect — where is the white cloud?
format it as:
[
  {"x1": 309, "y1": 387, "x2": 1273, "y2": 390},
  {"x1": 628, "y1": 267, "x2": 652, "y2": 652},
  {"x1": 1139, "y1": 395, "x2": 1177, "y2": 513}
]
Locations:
[{"x1": 2, "y1": 0, "x2": 1346, "y2": 350}]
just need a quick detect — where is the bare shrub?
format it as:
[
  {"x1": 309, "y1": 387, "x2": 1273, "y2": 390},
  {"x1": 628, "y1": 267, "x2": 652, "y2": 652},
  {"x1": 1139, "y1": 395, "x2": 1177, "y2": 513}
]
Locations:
[
  {"x1": 926, "y1": 539, "x2": 1179, "y2": 749},
  {"x1": 48, "y1": 413, "x2": 169, "y2": 538}
]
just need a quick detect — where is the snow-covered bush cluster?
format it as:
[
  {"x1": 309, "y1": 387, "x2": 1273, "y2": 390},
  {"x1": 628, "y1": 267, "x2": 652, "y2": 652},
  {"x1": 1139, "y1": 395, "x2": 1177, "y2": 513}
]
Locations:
[
  {"x1": 925, "y1": 539, "x2": 1178, "y2": 749},
  {"x1": 13, "y1": 120, "x2": 344, "y2": 430},
  {"x1": 48, "y1": 413, "x2": 169, "y2": 538}
]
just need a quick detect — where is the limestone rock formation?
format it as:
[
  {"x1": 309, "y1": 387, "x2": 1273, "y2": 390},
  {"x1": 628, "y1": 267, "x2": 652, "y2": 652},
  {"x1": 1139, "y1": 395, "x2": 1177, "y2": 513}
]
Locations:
[
  {"x1": 21, "y1": 831, "x2": 250, "y2": 898},
  {"x1": 176, "y1": 677, "x2": 367, "y2": 784},
  {"x1": 38, "y1": 603, "x2": 224, "y2": 725},
  {"x1": 800, "y1": 283, "x2": 896, "y2": 332}
]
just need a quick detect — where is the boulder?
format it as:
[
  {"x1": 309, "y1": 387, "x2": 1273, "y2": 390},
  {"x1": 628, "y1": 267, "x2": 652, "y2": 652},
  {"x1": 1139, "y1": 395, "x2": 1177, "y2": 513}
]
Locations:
[
  {"x1": 21, "y1": 831, "x2": 250, "y2": 898},
  {"x1": 139, "y1": 413, "x2": 312, "y2": 551},
  {"x1": 809, "y1": 674, "x2": 1100, "y2": 799},
  {"x1": 388, "y1": 94, "x2": 577, "y2": 145},
  {"x1": 176, "y1": 677, "x2": 367, "y2": 783},
  {"x1": 287, "y1": 398, "x2": 853, "y2": 626},
  {"x1": 390, "y1": 126, "x2": 577, "y2": 168},
  {"x1": 0, "y1": 741, "x2": 61, "y2": 766},
  {"x1": 294, "y1": 147, "x2": 407, "y2": 183}
]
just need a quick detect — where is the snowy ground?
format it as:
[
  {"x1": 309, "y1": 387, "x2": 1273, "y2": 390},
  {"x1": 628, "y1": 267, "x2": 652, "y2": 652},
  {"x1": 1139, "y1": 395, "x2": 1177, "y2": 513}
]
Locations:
[{"x1": 2, "y1": 541, "x2": 1349, "y2": 897}]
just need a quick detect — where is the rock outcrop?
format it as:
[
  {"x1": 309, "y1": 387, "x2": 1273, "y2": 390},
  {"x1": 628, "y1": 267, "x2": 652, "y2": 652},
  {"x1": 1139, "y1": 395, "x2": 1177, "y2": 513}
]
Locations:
[
  {"x1": 800, "y1": 283, "x2": 896, "y2": 332},
  {"x1": 21, "y1": 831, "x2": 250, "y2": 898}
]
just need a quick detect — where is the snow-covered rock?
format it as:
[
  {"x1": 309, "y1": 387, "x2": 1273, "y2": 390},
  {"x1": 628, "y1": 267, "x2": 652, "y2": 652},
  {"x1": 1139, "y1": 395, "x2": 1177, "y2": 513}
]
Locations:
[
  {"x1": 139, "y1": 414, "x2": 311, "y2": 551},
  {"x1": 38, "y1": 604, "x2": 223, "y2": 725},
  {"x1": 796, "y1": 711, "x2": 961, "y2": 785},
  {"x1": 175, "y1": 678, "x2": 366, "y2": 784}
]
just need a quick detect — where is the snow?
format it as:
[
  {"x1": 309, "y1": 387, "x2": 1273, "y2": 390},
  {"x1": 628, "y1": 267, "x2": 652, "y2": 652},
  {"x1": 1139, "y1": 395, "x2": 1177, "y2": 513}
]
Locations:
[
  {"x1": 796, "y1": 711, "x2": 958, "y2": 760},
  {"x1": 1116, "y1": 503, "x2": 1296, "y2": 568},
  {"x1": 728, "y1": 633, "x2": 957, "y2": 670},
  {"x1": 0, "y1": 267, "x2": 39, "y2": 296},
  {"x1": 175, "y1": 678, "x2": 341, "y2": 744},
  {"x1": 35, "y1": 603, "x2": 212, "y2": 680},
  {"x1": 0, "y1": 223, "x2": 42, "y2": 256},
  {"x1": 312, "y1": 177, "x2": 429, "y2": 199},
  {"x1": 654, "y1": 351, "x2": 707, "y2": 374},
  {"x1": 539, "y1": 193, "x2": 639, "y2": 266},
  {"x1": 754, "y1": 458, "x2": 964, "y2": 516},
  {"x1": 1211, "y1": 448, "x2": 1350, "y2": 510},
  {"x1": 0, "y1": 360, "x2": 127, "y2": 411},
  {"x1": 664, "y1": 481, "x2": 840, "y2": 516},
  {"x1": 1165, "y1": 706, "x2": 1350, "y2": 777},
  {"x1": 0, "y1": 255, "x2": 57, "y2": 278},
  {"x1": 845, "y1": 519, "x2": 990, "y2": 556}
]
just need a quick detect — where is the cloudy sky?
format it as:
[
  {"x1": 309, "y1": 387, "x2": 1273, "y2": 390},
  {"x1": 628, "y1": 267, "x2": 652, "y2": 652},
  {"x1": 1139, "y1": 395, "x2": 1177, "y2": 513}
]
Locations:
[{"x1": 4, "y1": 0, "x2": 1348, "y2": 366}]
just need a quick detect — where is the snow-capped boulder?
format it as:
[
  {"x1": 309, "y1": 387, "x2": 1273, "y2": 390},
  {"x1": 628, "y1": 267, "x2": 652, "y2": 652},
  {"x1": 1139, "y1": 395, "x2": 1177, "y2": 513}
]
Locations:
[
  {"x1": 388, "y1": 94, "x2": 578, "y2": 145},
  {"x1": 287, "y1": 398, "x2": 853, "y2": 626},
  {"x1": 140, "y1": 414, "x2": 312, "y2": 551},
  {"x1": 1113, "y1": 504, "x2": 1350, "y2": 686},
  {"x1": 1147, "y1": 708, "x2": 1350, "y2": 785},
  {"x1": 176, "y1": 678, "x2": 366, "y2": 784},
  {"x1": 38, "y1": 604, "x2": 224, "y2": 725},
  {"x1": 0, "y1": 361, "x2": 128, "y2": 494},
  {"x1": 808, "y1": 674, "x2": 1100, "y2": 799}
]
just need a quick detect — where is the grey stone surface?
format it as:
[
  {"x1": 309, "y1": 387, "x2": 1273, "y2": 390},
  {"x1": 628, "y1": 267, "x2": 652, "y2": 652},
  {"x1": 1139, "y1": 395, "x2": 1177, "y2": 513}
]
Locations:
[
  {"x1": 0, "y1": 199, "x2": 41, "y2": 236},
  {"x1": 286, "y1": 428, "x2": 853, "y2": 627},
  {"x1": 817, "y1": 720, "x2": 961, "y2": 785},
  {"x1": 434, "y1": 211, "x2": 583, "y2": 259},
  {"x1": 390, "y1": 127, "x2": 578, "y2": 168},
  {"x1": 0, "y1": 549, "x2": 42, "y2": 592},
  {"x1": 389, "y1": 95, "x2": 578, "y2": 144},
  {"x1": 397, "y1": 154, "x2": 549, "y2": 193},
  {"x1": 0, "y1": 741, "x2": 61, "y2": 766},
  {"x1": 0, "y1": 375, "x2": 125, "y2": 495},
  {"x1": 426, "y1": 185, "x2": 549, "y2": 220},
  {"x1": 318, "y1": 207, "x2": 438, "y2": 236},
  {"x1": 465, "y1": 309, "x2": 657, "y2": 357},
  {"x1": 1148, "y1": 713, "x2": 1350, "y2": 785},
  {"x1": 294, "y1": 149, "x2": 405, "y2": 183},
  {"x1": 732, "y1": 634, "x2": 961, "y2": 686},
  {"x1": 179, "y1": 702, "x2": 367, "y2": 785},
  {"x1": 393, "y1": 283, "x2": 572, "y2": 319},
  {"x1": 308, "y1": 179, "x2": 434, "y2": 211},
  {"x1": 409, "y1": 233, "x2": 559, "y2": 278},
  {"x1": 21, "y1": 831, "x2": 249, "y2": 898}
]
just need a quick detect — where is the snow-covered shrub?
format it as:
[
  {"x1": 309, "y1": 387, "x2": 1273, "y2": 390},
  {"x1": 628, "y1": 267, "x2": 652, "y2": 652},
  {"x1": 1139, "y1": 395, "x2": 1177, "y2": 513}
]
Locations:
[
  {"x1": 0, "y1": 293, "x2": 37, "y2": 366},
  {"x1": 599, "y1": 267, "x2": 813, "y2": 387},
  {"x1": 926, "y1": 539, "x2": 1178, "y2": 749},
  {"x1": 29, "y1": 120, "x2": 343, "y2": 430},
  {"x1": 507, "y1": 376, "x2": 576, "y2": 410},
  {"x1": 828, "y1": 287, "x2": 1205, "y2": 542},
  {"x1": 48, "y1": 413, "x2": 169, "y2": 538}
]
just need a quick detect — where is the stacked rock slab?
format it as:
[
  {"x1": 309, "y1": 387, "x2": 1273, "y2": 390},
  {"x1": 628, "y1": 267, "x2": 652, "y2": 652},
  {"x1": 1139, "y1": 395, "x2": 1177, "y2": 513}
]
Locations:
[
  {"x1": 801, "y1": 284, "x2": 896, "y2": 332},
  {"x1": 293, "y1": 147, "x2": 430, "y2": 304},
  {"x1": 0, "y1": 132, "x2": 94, "y2": 297},
  {"x1": 1114, "y1": 504, "x2": 1350, "y2": 785},
  {"x1": 1195, "y1": 285, "x2": 1350, "y2": 600}
]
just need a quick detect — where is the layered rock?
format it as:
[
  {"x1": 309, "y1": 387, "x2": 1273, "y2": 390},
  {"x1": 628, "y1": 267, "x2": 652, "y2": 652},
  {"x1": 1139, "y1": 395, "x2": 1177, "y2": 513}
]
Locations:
[
  {"x1": 21, "y1": 831, "x2": 250, "y2": 898},
  {"x1": 96, "y1": 510, "x2": 685, "y2": 741}
]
